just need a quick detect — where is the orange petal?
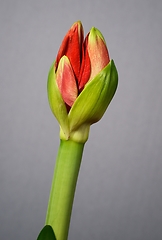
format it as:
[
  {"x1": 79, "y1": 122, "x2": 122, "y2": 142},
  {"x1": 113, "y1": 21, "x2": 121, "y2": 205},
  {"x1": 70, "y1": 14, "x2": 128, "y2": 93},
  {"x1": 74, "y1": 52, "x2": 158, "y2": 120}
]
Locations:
[
  {"x1": 87, "y1": 27, "x2": 110, "y2": 81},
  {"x1": 56, "y1": 56, "x2": 78, "y2": 107}
]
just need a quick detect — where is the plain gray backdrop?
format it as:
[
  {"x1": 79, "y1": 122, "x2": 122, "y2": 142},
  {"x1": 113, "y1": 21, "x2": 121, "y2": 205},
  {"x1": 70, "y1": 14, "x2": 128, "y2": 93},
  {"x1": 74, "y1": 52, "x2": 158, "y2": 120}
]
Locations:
[{"x1": 1, "y1": 0, "x2": 162, "y2": 239}]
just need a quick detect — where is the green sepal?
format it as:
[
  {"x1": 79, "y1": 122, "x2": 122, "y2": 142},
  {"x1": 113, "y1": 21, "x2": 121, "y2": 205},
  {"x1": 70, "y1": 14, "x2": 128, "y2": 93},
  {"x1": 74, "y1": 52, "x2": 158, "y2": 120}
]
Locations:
[
  {"x1": 47, "y1": 62, "x2": 70, "y2": 139},
  {"x1": 37, "y1": 225, "x2": 56, "y2": 240},
  {"x1": 68, "y1": 60, "x2": 118, "y2": 132}
]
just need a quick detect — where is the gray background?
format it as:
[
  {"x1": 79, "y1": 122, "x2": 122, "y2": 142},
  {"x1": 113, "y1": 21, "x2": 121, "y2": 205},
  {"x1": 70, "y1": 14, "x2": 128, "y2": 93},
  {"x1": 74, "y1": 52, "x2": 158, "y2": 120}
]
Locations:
[{"x1": 1, "y1": 0, "x2": 162, "y2": 239}]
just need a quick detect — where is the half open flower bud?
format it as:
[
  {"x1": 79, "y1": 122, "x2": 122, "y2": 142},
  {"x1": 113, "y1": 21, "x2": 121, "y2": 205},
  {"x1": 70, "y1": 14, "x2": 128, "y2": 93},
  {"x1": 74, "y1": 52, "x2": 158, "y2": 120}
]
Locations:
[{"x1": 47, "y1": 21, "x2": 118, "y2": 142}]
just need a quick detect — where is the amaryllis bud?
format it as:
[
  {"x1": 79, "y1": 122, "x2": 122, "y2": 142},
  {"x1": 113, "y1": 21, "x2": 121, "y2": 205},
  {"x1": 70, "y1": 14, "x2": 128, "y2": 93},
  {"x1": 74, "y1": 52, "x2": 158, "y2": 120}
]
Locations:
[{"x1": 47, "y1": 21, "x2": 118, "y2": 142}]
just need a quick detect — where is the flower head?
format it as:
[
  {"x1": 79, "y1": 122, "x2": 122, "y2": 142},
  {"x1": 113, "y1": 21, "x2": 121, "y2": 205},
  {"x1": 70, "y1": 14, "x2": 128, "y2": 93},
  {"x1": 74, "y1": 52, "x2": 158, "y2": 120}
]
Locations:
[{"x1": 47, "y1": 21, "x2": 118, "y2": 142}]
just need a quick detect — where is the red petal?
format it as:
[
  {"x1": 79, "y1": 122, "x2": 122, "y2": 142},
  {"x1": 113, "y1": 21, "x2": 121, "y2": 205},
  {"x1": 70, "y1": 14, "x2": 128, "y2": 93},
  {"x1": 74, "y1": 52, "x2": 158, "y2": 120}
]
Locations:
[
  {"x1": 55, "y1": 21, "x2": 84, "y2": 80},
  {"x1": 56, "y1": 56, "x2": 78, "y2": 107},
  {"x1": 78, "y1": 34, "x2": 91, "y2": 91}
]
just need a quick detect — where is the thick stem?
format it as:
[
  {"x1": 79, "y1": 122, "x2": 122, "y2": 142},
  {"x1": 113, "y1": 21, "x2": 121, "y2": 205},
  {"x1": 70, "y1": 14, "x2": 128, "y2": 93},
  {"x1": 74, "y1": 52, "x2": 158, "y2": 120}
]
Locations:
[{"x1": 45, "y1": 139, "x2": 84, "y2": 240}]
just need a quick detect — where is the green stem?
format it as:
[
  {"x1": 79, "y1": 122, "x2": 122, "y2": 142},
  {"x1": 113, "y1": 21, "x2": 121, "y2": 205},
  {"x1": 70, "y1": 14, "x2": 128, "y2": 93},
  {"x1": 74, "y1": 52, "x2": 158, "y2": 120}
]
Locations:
[{"x1": 45, "y1": 139, "x2": 85, "y2": 240}]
